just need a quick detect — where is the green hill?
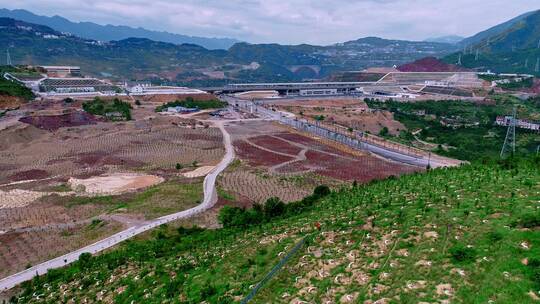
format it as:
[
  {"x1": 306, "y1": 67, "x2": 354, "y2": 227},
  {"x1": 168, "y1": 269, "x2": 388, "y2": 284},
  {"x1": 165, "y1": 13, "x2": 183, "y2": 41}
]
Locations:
[
  {"x1": 15, "y1": 157, "x2": 540, "y2": 303},
  {"x1": 0, "y1": 66, "x2": 35, "y2": 102},
  {"x1": 459, "y1": 10, "x2": 538, "y2": 48},
  {"x1": 444, "y1": 10, "x2": 540, "y2": 75}
]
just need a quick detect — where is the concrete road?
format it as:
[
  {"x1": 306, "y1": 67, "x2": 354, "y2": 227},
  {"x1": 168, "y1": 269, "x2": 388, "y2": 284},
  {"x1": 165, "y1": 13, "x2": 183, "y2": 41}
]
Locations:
[{"x1": 0, "y1": 121, "x2": 235, "y2": 292}]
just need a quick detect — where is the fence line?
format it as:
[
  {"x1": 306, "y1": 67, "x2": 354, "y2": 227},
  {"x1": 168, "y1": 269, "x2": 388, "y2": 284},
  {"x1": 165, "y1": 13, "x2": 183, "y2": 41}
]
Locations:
[{"x1": 241, "y1": 237, "x2": 307, "y2": 303}]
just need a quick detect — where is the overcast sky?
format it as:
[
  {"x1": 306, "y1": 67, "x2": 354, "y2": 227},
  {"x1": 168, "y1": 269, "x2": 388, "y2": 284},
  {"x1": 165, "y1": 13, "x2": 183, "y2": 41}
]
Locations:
[{"x1": 1, "y1": 0, "x2": 539, "y2": 45}]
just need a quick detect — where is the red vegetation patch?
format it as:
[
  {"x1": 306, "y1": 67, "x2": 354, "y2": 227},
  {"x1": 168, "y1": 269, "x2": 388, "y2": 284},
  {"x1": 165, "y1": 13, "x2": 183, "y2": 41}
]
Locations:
[
  {"x1": 8, "y1": 169, "x2": 49, "y2": 182},
  {"x1": 75, "y1": 151, "x2": 144, "y2": 167},
  {"x1": 273, "y1": 132, "x2": 350, "y2": 157},
  {"x1": 398, "y1": 57, "x2": 471, "y2": 72},
  {"x1": 277, "y1": 150, "x2": 420, "y2": 182},
  {"x1": 19, "y1": 111, "x2": 99, "y2": 131},
  {"x1": 182, "y1": 133, "x2": 222, "y2": 142},
  {"x1": 234, "y1": 140, "x2": 293, "y2": 167},
  {"x1": 249, "y1": 135, "x2": 303, "y2": 155}
]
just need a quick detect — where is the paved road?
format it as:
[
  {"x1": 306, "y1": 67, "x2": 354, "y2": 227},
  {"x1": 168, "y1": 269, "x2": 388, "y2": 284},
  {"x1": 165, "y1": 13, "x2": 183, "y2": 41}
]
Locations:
[{"x1": 0, "y1": 121, "x2": 235, "y2": 292}]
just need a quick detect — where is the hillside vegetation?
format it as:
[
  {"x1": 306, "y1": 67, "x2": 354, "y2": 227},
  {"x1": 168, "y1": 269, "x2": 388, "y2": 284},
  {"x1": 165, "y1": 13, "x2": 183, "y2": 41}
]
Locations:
[
  {"x1": 0, "y1": 66, "x2": 35, "y2": 101},
  {"x1": 155, "y1": 97, "x2": 227, "y2": 112},
  {"x1": 14, "y1": 157, "x2": 540, "y2": 303},
  {"x1": 445, "y1": 10, "x2": 540, "y2": 75},
  {"x1": 365, "y1": 97, "x2": 540, "y2": 161}
]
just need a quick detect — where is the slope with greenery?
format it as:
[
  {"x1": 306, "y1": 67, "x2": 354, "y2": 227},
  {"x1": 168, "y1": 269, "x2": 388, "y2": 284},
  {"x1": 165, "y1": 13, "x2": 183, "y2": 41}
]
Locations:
[
  {"x1": 0, "y1": 66, "x2": 35, "y2": 101},
  {"x1": 444, "y1": 10, "x2": 540, "y2": 75},
  {"x1": 82, "y1": 98, "x2": 132, "y2": 121},
  {"x1": 13, "y1": 157, "x2": 540, "y2": 303},
  {"x1": 154, "y1": 97, "x2": 227, "y2": 112},
  {"x1": 365, "y1": 97, "x2": 540, "y2": 161}
]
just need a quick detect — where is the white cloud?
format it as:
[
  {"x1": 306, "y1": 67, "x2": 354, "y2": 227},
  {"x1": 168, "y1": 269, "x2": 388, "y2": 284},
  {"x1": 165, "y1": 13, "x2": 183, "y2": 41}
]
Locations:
[{"x1": 1, "y1": 0, "x2": 539, "y2": 44}]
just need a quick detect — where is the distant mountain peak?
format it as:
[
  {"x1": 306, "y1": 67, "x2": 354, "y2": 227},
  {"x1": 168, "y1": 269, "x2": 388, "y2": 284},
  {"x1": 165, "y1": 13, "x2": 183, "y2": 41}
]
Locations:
[{"x1": 0, "y1": 8, "x2": 241, "y2": 50}]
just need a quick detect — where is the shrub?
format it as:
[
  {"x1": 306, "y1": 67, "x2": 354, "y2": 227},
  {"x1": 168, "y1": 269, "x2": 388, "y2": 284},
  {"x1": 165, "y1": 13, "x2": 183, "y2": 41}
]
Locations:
[
  {"x1": 263, "y1": 197, "x2": 285, "y2": 218},
  {"x1": 379, "y1": 127, "x2": 389, "y2": 137},
  {"x1": 518, "y1": 213, "x2": 540, "y2": 228},
  {"x1": 313, "y1": 185, "x2": 331, "y2": 197},
  {"x1": 528, "y1": 258, "x2": 540, "y2": 287},
  {"x1": 82, "y1": 97, "x2": 132, "y2": 121},
  {"x1": 155, "y1": 97, "x2": 226, "y2": 112},
  {"x1": 449, "y1": 244, "x2": 476, "y2": 263}
]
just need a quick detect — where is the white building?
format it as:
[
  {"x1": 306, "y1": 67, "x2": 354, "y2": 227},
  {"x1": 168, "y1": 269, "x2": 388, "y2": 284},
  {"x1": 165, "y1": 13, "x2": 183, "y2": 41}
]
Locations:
[{"x1": 129, "y1": 84, "x2": 207, "y2": 95}]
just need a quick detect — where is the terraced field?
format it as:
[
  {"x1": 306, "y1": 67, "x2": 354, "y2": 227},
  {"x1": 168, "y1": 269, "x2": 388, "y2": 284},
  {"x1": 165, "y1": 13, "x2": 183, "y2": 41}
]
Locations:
[
  {"x1": 12, "y1": 157, "x2": 539, "y2": 303},
  {"x1": 0, "y1": 117, "x2": 224, "y2": 183}
]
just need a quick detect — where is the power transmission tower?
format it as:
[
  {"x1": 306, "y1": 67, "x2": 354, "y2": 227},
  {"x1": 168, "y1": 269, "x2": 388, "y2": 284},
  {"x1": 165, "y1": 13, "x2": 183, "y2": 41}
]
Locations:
[
  {"x1": 525, "y1": 58, "x2": 529, "y2": 69},
  {"x1": 457, "y1": 54, "x2": 462, "y2": 65},
  {"x1": 537, "y1": 39, "x2": 540, "y2": 49},
  {"x1": 475, "y1": 49, "x2": 479, "y2": 61},
  {"x1": 536, "y1": 58, "x2": 540, "y2": 73},
  {"x1": 500, "y1": 107, "x2": 517, "y2": 158},
  {"x1": 6, "y1": 49, "x2": 12, "y2": 66}
]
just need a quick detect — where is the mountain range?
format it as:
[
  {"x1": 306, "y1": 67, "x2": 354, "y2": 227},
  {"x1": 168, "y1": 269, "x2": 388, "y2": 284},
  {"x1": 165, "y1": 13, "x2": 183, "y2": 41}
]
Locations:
[
  {"x1": 0, "y1": 17, "x2": 458, "y2": 85},
  {"x1": 2, "y1": 7, "x2": 540, "y2": 84},
  {"x1": 0, "y1": 8, "x2": 240, "y2": 50}
]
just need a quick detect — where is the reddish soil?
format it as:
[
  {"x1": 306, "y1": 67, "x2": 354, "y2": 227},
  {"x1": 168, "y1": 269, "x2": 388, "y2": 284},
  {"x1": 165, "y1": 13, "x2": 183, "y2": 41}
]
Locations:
[
  {"x1": 398, "y1": 57, "x2": 471, "y2": 72},
  {"x1": 273, "y1": 132, "x2": 351, "y2": 157},
  {"x1": 277, "y1": 150, "x2": 420, "y2": 182},
  {"x1": 19, "y1": 112, "x2": 99, "y2": 131},
  {"x1": 249, "y1": 135, "x2": 303, "y2": 155},
  {"x1": 75, "y1": 151, "x2": 144, "y2": 167},
  {"x1": 182, "y1": 133, "x2": 222, "y2": 141},
  {"x1": 233, "y1": 140, "x2": 293, "y2": 167},
  {"x1": 0, "y1": 95, "x2": 25, "y2": 110},
  {"x1": 8, "y1": 169, "x2": 50, "y2": 182}
]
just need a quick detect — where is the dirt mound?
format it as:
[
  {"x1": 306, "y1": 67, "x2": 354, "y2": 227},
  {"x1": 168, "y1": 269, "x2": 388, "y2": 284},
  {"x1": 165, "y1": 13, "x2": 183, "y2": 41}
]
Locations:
[
  {"x1": 68, "y1": 173, "x2": 164, "y2": 195},
  {"x1": 398, "y1": 57, "x2": 471, "y2": 72},
  {"x1": 0, "y1": 124, "x2": 48, "y2": 150},
  {"x1": 8, "y1": 169, "x2": 49, "y2": 182},
  {"x1": 0, "y1": 95, "x2": 25, "y2": 110},
  {"x1": 19, "y1": 111, "x2": 99, "y2": 131}
]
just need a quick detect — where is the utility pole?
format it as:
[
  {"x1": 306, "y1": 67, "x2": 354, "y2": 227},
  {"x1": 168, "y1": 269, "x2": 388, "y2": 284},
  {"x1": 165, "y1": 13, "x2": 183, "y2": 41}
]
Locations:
[
  {"x1": 6, "y1": 49, "x2": 12, "y2": 66},
  {"x1": 500, "y1": 107, "x2": 517, "y2": 158}
]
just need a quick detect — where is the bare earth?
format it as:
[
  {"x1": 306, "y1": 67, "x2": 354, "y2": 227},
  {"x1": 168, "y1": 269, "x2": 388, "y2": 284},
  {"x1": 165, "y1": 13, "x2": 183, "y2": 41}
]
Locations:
[{"x1": 68, "y1": 173, "x2": 164, "y2": 195}]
